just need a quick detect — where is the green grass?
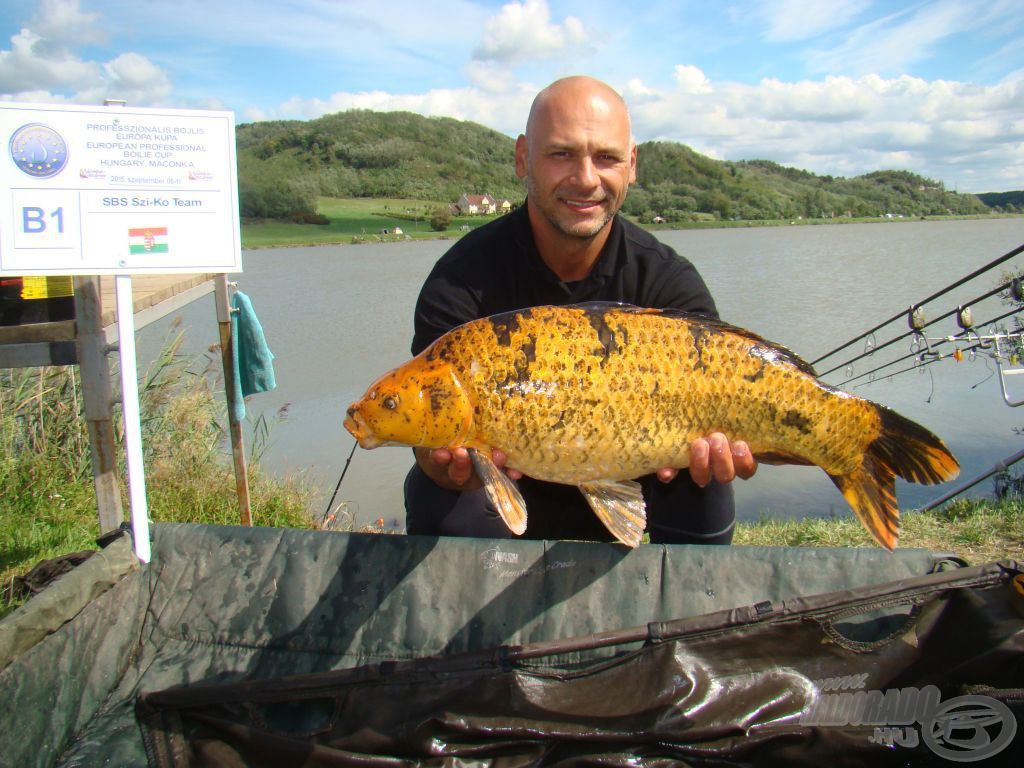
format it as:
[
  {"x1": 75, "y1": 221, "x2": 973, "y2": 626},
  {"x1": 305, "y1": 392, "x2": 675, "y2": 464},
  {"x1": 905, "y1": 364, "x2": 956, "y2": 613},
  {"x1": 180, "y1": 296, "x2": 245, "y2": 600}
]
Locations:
[
  {"x1": 0, "y1": 333, "x2": 316, "y2": 619},
  {"x1": 240, "y1": 197, "x2": 1020, "y2": 249},
  {"x1": 734, "y1": 498, "x2": 1024, "y2": 564},
  {"x1": 242, "y1": 196, "x2": 499, "y2": 248}
]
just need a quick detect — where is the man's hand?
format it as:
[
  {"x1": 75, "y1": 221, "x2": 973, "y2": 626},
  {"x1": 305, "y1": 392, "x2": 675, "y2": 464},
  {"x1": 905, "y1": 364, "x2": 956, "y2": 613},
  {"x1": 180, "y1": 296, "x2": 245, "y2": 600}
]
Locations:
[
  {"x1": 656, "y1": 433, "x2": 757, "y2": 487},
  {"x1": 415, "y1": 446, "x2": 523, "y2": 490}
]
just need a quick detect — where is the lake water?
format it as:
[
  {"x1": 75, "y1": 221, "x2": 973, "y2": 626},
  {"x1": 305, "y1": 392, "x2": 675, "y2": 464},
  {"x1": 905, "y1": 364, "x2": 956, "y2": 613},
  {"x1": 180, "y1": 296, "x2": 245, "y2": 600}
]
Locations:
[{"x1": 137, "y1": 218, "x2": 1024, "y2": 529}]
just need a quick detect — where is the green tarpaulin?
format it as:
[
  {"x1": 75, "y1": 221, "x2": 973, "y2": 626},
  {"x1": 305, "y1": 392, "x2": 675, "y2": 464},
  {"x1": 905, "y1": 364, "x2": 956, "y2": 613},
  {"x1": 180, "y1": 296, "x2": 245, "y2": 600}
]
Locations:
[{"x1": 0, "y1": 523, "x2": 1019, "y2": 766}]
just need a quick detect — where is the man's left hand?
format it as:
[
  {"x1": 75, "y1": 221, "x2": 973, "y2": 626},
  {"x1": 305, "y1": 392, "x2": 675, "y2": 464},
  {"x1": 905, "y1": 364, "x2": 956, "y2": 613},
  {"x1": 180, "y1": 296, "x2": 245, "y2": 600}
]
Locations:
[{"x1": 656, "y1": 433, "x2": 757, "y2": 487}]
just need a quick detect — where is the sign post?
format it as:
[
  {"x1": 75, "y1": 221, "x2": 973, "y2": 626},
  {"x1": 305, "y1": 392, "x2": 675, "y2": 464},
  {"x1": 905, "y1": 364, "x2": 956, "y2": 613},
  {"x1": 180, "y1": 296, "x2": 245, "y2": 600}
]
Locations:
[{"x1": 0, "y1": 101, "x2": 242, "y2": 563}]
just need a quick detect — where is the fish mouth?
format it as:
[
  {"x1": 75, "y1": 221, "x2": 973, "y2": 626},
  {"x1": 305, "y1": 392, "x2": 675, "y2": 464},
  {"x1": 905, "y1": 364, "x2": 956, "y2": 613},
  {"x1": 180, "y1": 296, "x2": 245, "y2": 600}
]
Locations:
[{"x1": 343, "y1": 408, "x2": 383, "y2": 449}]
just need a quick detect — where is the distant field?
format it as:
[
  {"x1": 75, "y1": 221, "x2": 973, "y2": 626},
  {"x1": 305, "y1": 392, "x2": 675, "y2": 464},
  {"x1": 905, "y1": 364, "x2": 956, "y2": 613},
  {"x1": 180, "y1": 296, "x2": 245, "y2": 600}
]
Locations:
[
  {"x1": 241, "y1": 198, "x2": 1016, "y2": 249},
  {"x1": 241, "y1": 197, "x2": 496, "y2": 248}
]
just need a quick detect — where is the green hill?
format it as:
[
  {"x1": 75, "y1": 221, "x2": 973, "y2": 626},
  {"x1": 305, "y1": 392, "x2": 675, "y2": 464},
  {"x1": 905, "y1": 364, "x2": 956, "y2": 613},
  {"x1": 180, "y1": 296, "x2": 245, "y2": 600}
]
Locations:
[
  {"x1": 976, "y1": 191, "x2": 1024, "y2": 212},
  {"x1": 236, "y1": 110, "x2": 522, "y2": 219},
  {"x1": 623, "y1": 144, "x2": 988, "y2": 221},
  {"x1": 236, "y1": 110, "x2": 993, "y2": 222}
]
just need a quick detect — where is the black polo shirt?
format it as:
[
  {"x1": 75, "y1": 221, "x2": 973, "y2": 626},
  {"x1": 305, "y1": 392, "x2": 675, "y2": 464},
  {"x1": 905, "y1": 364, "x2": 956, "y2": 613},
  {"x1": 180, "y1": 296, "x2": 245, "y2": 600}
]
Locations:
[{"x1": 412, "y1": 204, "x2": 718, "y2": 354}]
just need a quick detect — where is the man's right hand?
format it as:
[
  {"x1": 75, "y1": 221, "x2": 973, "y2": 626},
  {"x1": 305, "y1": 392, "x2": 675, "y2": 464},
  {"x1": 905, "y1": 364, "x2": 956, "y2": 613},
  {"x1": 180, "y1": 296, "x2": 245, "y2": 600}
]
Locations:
[{"x1": 415, "y1": 447, "x2": 523, "y2": 490}]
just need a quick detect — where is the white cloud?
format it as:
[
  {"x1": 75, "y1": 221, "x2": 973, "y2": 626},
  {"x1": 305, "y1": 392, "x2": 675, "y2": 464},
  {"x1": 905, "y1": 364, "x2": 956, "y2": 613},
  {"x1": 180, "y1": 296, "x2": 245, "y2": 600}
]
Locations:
[
  {"x1": 0, "y1": 0, "x2": 172, "y2": 105},
  {"x1": 804, "y1": 0, "x2": 1022, "y2": 76},
  {"x1": 30, "y1": 0, "x2": 104, "y2": 48},
  {"x1": 272, "y1": 84, "x2": 537, "y2": 136},
  {"x1": 623, "y1": 70, "x2": 1024, "y2": 191},
  {"x1": 473, "y1": 0, "x2": 590, "y2": 64},
  {"x1": 673, "y1": 65, "x2": 711, "y2": 94},
  {"x1": 756, "y1": 0, "x2": 872, "y2": 42},
  {"x1": 98, "y1": 52, "x2": 172, "y2": 103},
  {"x1": 260, "y1": 63, "x2": 1023, "y2": 190},
  {"x1": 4, "y1": 1, "x2": 1018, "y2": 191},
  {"x1": 0, "y1": 26, "x2": 99, "y2": 93}
]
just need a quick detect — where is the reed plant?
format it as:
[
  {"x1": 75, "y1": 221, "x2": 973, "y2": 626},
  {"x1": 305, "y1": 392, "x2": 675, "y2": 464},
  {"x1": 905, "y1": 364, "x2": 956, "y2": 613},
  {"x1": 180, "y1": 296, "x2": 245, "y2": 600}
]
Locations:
[{"x1": 1, "y1": 332, "x2": 315, "y2": 618}]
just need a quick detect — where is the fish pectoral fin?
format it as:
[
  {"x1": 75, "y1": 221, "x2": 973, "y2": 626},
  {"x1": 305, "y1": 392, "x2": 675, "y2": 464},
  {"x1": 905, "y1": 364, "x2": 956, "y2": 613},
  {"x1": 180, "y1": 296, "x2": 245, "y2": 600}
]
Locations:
[
  {"x1": 578, "y1": 479, "x2": 647, "y2": 548},
  {"x1": 469, "y1": 448, "x2": 527, "y2": 535}
]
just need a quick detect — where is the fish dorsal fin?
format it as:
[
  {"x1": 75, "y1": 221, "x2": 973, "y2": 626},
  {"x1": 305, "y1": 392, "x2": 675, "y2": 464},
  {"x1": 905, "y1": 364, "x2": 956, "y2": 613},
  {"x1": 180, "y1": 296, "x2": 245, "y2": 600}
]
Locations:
[
  {"x1": 469, "y1": 448, "x2": 527, "y2": 535},
  {"x1": 578, "y1": 479, "x2": 647, "y2": 548},
  {"x1": 571, "y1": 302, "x2": 818, "y2": 378}
]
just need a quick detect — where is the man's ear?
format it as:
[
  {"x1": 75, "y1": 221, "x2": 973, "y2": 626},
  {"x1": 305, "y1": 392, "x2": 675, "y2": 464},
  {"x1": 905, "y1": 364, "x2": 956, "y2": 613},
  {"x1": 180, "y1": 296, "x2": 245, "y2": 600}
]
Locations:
[
  {"x1": 514, "y1": 134, "x2": 528, "y2": 179},
  {"x1": 629, "y1": 141, "x2": 637, "y2": 184}
]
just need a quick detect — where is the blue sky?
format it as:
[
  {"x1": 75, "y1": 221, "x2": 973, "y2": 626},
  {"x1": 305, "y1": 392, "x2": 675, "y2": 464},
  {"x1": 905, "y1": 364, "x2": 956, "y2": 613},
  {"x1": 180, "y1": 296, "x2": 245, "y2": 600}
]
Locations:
[{"x1": 1, "y1": 0, "x2": 1022, "y2": 191}]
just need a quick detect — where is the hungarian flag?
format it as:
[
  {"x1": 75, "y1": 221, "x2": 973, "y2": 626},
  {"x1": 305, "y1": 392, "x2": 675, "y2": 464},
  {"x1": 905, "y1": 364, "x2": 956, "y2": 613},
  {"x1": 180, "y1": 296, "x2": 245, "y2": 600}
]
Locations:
[{"x1": 128, "y1": 227, "x2": 169, "y2": 254}]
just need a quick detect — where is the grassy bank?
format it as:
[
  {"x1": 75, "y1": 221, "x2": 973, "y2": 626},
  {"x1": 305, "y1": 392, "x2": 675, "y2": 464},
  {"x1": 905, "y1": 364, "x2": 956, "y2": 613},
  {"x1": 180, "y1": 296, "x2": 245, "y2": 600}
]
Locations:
[
  {"x1": 0, "y1": 336, "x2": 316, "y2": 619},
  {"x1": 240, "y1": 196, "x2": 1019, "y2": 249},
  {"x1": 242, "y1": 197, "x2": 497, "y2": 248},
  {"x1": 735, "y1": 499, "x2": 1023, "y2": 564},
  {"x1": 2, "y1": 339, "x2": 1021, "y2": 620}
]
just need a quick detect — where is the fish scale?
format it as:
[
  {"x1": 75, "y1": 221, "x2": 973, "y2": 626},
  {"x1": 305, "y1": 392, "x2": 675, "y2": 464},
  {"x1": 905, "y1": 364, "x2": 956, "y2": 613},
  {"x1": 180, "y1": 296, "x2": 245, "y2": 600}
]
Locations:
[
  {"x1": 344, "y1": 303, "x2": 960, "y2": 549},
  {"x1": 438, "y1": 306, "x2": 858, "y2": 484}
]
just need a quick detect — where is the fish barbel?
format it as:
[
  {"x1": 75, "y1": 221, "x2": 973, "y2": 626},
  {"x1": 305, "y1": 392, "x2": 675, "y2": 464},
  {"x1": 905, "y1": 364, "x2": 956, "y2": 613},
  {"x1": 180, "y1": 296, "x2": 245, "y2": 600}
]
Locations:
[{"x1": 344, "y1": 303, "x2": 959, "y2": 549}]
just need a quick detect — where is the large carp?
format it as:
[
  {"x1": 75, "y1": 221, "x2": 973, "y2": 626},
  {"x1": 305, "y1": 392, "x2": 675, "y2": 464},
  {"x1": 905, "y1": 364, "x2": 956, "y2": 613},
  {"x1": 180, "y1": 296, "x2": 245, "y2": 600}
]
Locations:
[{"x1": 344, "y1": 303, "x2": 959, "y2": 549}]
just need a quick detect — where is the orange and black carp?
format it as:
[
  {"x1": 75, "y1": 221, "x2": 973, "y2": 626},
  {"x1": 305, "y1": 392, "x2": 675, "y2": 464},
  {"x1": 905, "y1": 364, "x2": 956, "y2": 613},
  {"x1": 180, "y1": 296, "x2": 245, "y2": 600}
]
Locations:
[{"x1": 344, "y1": 303, "x2": 959, "y2": 549}]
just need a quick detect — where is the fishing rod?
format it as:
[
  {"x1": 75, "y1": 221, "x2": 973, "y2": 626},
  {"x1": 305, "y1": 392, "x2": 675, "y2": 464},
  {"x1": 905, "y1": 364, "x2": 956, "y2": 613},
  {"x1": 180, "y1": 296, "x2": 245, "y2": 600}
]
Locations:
[
  {"x1": 818, "y1": 279, "x2": 1017, "y2": 378},
  {"x1": 321, "y1": 441, "x2": 358, "y2": 529},
  {"x1": 836, "y1": 304, "x2": 1023, "y2": 388},
  {"x1": 810, "y1": 241, "x2": 1024, "y2": 368},
  {"x1": 921, "y1": 446, "x2": 1024, "y2": 512}
]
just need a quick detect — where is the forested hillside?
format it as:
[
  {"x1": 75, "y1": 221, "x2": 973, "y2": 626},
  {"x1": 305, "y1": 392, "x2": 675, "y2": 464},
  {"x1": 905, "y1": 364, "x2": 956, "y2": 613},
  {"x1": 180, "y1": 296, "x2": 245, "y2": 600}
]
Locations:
[
  {"x1": 236, "y1": 110, "x2": 522, "y2": 219},
  {"x1": 236, "y1": 109, "x2": 994, "y2": 222},
  {"x1": 976, "y1": 191, "x2": 1024, "y2": 212}
]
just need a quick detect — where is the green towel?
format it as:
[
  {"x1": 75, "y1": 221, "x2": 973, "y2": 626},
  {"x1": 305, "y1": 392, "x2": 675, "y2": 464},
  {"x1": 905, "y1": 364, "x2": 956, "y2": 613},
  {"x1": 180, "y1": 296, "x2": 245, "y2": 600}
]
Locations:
[{"x1": 230, "y1": 291, "x2": 276, "y2": 423}]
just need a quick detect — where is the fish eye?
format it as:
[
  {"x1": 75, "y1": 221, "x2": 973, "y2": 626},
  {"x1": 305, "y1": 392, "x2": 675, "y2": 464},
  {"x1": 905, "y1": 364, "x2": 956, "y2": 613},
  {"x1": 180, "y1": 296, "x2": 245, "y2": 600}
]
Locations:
[{"x1": 383, "y1": 395, "x2": 398, "y2": 410}]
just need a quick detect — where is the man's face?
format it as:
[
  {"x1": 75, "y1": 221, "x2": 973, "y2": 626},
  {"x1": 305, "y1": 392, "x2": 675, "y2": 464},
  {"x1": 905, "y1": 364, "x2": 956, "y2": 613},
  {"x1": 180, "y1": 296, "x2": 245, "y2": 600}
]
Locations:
[{"x1": 516, "y1": 87, "x2": 637, "y2": 241}]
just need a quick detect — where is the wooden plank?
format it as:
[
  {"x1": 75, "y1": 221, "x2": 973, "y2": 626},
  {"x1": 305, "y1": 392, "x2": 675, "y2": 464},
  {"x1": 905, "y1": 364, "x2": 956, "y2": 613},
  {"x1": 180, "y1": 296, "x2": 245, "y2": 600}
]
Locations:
[
  {"x1": 215, "y1": 274, "x2": 252, "y2": 526},
  {"x1": 0, "y1": 320, "x2": 76, "y2": 345},
  {"x1": 98, "y1": 274, "x2": 216, "y2": 329},
  {"x1": 0, "y1": 274, "x2": 216, "y2": 350},
  {"x1": 74, "y1": 275, "x2": 124, "y2": 535}
]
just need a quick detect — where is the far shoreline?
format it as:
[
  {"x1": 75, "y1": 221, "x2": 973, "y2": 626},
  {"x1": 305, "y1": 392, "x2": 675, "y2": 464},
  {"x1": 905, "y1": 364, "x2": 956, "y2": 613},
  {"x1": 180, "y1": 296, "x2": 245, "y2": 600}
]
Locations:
[{"x1": 241, "y1": 211, "x2": 1021, "y2": 251}]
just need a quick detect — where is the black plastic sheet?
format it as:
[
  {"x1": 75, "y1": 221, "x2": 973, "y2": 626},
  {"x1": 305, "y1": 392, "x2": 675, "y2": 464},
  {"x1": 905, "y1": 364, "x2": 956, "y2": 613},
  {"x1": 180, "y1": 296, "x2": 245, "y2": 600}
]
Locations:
[{"x1": 137, "y1": 560, "x2": 1024, "y2": 767}]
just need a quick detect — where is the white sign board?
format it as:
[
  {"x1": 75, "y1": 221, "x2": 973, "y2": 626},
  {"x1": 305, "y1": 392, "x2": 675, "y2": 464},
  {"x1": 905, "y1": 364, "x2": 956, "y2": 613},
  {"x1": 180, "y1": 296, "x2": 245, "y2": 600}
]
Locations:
[{"x1": 0, "y1": 101, "x2": 241, "y2": 276}]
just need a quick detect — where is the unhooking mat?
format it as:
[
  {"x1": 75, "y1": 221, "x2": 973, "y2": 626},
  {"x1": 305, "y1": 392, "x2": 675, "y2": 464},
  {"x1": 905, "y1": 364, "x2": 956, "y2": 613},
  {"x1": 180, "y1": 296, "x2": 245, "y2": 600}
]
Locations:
[{"x1": 0, "y1": 522, "x2": 1013, "y2": 766}]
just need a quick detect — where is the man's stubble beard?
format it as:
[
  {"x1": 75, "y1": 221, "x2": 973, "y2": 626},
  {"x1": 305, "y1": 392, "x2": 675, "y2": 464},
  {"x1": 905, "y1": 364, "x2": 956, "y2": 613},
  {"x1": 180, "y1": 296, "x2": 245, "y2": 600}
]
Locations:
[{"x1": 527, "y1": 178, "x2": 618, "y2": 241}]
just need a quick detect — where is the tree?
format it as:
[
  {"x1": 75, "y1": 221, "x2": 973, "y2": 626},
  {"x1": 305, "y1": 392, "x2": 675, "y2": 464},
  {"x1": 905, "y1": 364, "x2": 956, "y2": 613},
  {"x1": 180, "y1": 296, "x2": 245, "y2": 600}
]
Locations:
[{"x1": 430, "y1": 208, "x2": 451, "y2": 231}]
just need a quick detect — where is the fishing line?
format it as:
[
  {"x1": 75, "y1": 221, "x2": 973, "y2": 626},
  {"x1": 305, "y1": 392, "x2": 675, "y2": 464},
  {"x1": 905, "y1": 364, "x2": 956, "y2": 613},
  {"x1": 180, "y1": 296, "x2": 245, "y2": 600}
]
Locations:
[
  {"x1": 820, "y1": 280, "x2": 1018, "y2": 379},
  {"x1": 972, "y1": 355, "x2": 995, "y2": 390},
  {"x1": 810, "y1": 241, "x2": 1024, "y2": 367},
  {"x1": 849, "y1": 341, "x2": 983, "y2": 391},
  {"x1": 837, "y1": 304, "x2": 1022, "y2": 387},
  {"x1": 321, "y1": 440, "x2": 358, "y2": 527}
]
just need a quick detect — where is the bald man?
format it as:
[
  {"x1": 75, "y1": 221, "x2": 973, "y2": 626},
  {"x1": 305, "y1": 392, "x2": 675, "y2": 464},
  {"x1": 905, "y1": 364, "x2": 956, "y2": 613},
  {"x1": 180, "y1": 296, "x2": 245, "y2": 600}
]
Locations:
[{"x1": 405, "y1": 76, "x2": 755, "y2": 544}]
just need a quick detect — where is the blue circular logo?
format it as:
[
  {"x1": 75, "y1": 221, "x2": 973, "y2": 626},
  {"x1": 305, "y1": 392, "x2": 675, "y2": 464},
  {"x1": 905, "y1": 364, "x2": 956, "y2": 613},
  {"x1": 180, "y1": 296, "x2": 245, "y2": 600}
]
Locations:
[{"x1": 9, "y1": 123, "x2": 69, "y2": 179}]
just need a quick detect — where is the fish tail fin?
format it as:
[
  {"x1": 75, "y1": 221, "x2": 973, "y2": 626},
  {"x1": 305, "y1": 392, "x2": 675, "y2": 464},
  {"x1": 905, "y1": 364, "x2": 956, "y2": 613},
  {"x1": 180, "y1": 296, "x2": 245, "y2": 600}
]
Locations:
[{"x1": 829, "y1": 407, "x2": 960, "y2": 551}]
